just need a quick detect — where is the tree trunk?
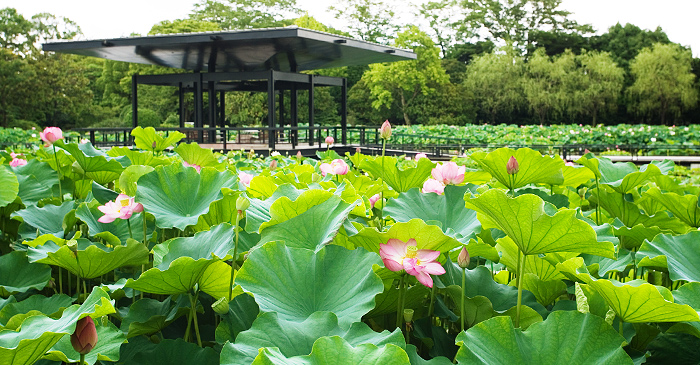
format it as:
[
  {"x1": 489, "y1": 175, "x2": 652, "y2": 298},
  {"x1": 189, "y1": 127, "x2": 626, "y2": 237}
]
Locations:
[{"x1": 400, "y1": 93, "x2": 411, "y2": 126}]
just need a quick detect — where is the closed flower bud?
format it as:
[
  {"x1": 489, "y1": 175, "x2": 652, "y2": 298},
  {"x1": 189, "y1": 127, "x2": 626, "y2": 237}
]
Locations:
[
  {"x1": 212, "y1": 297, "x2": 229, "y2": 315},
  {"x1": 403, "y1": 308, "x2": 414, "y2": 323},
  {"x1": 71, "y1": 316, "x2": 98, "y2": 355},
  {"x1": 325, "y1": 136, "x2": 334, "y2": 146},
  {"x1": 151, "y1": 141, "x2": 157, "y2": 149},
  {"x1": 269, "y1": 159, "x2": 277, "y2": 171},
  {"x1": 457, "y1": 246, "x2": 470, "y2": 269},
  {"x1": 296, "y1": 151, "x2": 302, "y2": 159},
  {"x1": 506, "y1": 156, "x2": 519, "y2": 175},
  {"x1": 380, "y1": 120, "x2": 392, "y2": 140},
  {"x1": 236, "y1": 196, "x2": 250, "y2": 212}
]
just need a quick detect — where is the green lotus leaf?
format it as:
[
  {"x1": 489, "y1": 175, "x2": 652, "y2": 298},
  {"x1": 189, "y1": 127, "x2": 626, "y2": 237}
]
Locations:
[
  {"x1": 557, "y1": 258, "x2": 700, "y2": 323},
  {"x1": 517, "y1": 188, "x2": 570, "y2": 209},
  {"x1": 0, "y1": 251, "x2": 51, "y2": 297},
  {"x1": 215, "y1": 293, "x2": 259, "y2": 343},
  {"x1": 75, "y1": 202, "x2": 154, "y2": 246},
  {"x1": 198, "y1": 260, "x2": 243, "y2": 300},
  {"x1": 160, "y1": 223, "x2": 235, "y2": 265},
  {"x1": 118, "y1": 165, "x2": 155, "y2": 197},
  {"x1": 575, "y1": 282, "x2": 612, "y2": 321},
  {"x1": 613, "y1": 222, "x2": 665, "y2": 250},
  {"x1": 384, "y1": 185, "x2": 481, "y2": 242},
  {"x1": 12, "y1": 200, "x2": 74, "y2": 239},
  {"x1": 28, "y1": 238, "x2": 149, "y2": 279},
  {"x1": 35, "y1": 145, "x2": 77, "y2": 181},
  {"x1": 131, "y1": 126, "x2": 185, "y2": 152},
  {"x1": 0, "y1": 287, "x2": 115, "y2": 365},
  {"x1": 581, "y1": 248, "x2": 634, "y2": 277},
  {"x1": 519, "y1": 273, "x2": 567, "y2": 307},
  {"x1": 561, "y1": 164, "x2": 595, "y2": 187},
  {"x1": 496, "y1": 236, "x2": 565, "y2": 281},
  {"x1": 0, "y1": 165, "x2": 18, "y2": 208},
  {"x1": 342, "y1": 171, "x2": 388, "y2": 200},
  {"x1": 251, "y1": 336, "x2": 409, "y2": 365},
  {"x1": 236, "y1": 242, "x2": 383, "y2": 328},
  {"x1": 637, "y1": 231, "x2": 700, "y2": 282},
  {"x1": 645, "y1": 187, "x2": 700, "y2": 227},
  {"x1": 118, "y1": 296, "x2": 190, "y2": 338},
  {"x1": 360, "y1": 156, "x2": 435, "y2": 193},
  {"x1": 135, "y1": 163, "x2": 237, "y2": 230},
  {"x1": 245, "y1": 184, "x2": 304, "y2": 232},
  {"x1": 191, "y1": 192, "x2": 239, "y2": 231},
  {"x1": 465, "y1": 189, "x2": 614, "y2": 257},
  {"x1": 55, "y1": 141, "x2": 126, "y2": 185},
  {"x1": 257, "y1": 189, "x2": 356, "y2": 252},
  {"x1": 246, "y1": 174, "x2": 280, "y2": 199},
  {"x1": 471, "y1": 147, "x2": 564, "y2": 189},
  {"x1": 405, "y1": 344, "x2": 452, "y2": 365},
  {"x1": 590, "y1": 156, "x2": 662, "y2": 194},
  {"x1": 107, "y1": 146, "x2": 172, "y2": 167},
  {"x1": 454, "y1": 311, "x2": 632, "y2": 365},
  {"x1": 125, "y1": 256, "x2": 215, "y2": 295},
  {"x1": 121, "y1": 338, "x2": 219, "y2": 365},
  {"x1": 174, "y1": 142, "x2": 222, "y2": 168},
  {"x1": 9, "y1": 159, "x2": 58, "y2": 206},
  {"x1": 0, "y1": 294, "x2": 72, "y2": 326},
  {"x1": 668, "y1": 283, "x2": 700, "y2": 338},
  {"x1": 221, "y1": 311, "x2": 404, "y2": 365},
  {"x1": 349, "y1": 218, "x2": 462, "y2": 254},
  {"x1": 43, "y1": 319, "x2": 125, "y2": 365},
  {"x1": 366, "y1": 284, "x2": 430, "y2": 317}
]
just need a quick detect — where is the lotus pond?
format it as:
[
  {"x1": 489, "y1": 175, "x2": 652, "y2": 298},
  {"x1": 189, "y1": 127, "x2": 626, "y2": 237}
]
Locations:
[{"x1": 1, "y1": 126, "x2": 699, "y2": 364}]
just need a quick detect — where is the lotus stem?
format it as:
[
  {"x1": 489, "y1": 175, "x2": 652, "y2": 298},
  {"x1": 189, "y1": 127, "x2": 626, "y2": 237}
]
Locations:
[
  {"x1": 126, "y1": 218, "x2": 133, "y2": 240},
  {"x1": 190, "y1": 291, "x2": 202, "y2": 347},
  {"x1": 515, "y1": 249, "x2": 524, "y2": 328},
  {"x1": 594, "y1": 176, "x2": 601, "y2": 225},
  {"x1": 142, "y1": 212, "x2": 148, "y2": 246},
  {"x1": 58, "y1": 267, "x2": 63, "y2": 294},
  {"x1": 379, "y1": 139, "x2": 386, "y2": 229},
  {"x1": 79, "y1": 353, "x2": 85, "y2": 365},
  {"x1": 461, "y1": 268, "x2": 466, "y2": 333},
  {"x1": 229, "y1": 213, "x2": 241, "y2": 301},
  {"x1": 52, "y1": 144, "x2": 63, "y2": 202},
  {"x1": 618, "y1": 318, "x2": 623, "y2": 336},
  {"x1": 395, "y1": 274, "x2": 406, "y2": 329},
  {"x1": 427, "y1": 279, "x2": 436, "y2": 319}
]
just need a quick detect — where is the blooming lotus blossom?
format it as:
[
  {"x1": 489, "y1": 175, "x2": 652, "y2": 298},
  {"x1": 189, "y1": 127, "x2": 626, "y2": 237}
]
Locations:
[
  {"x1": 431, "y1": 162, "x2": 465, "y2": 185},
  {"x1": 40, "y1": 127, "x2": 63, "y2": 145},
  {"x1": 414, "y1": 153, "x2": 427, "y2": 160},
  {"x1": 320, "y1": 163, "x2": 333, "y2": 176},
  {"x1": 239, "y1": 172, "x2": 254, "y2": 187},
  {"x1": 369, "y1": 194, "x2": 381, "y2": 208},
  {"x1": 80, "y1": 138, "x2": 90, "y2": 144},
  {"x1": 71, "y1": 316, "x2": 98, "y2": 354},
  {"x1": 422, "y1": 178, "x2": 445, "y2": 195},
  {"x1": 271, "y1": 151, "x2": 281, "y2": 156},
  {"x1": 380, "y1": 120, "x2": 392, "y2": 140},
  {"x1": 183, "y1": 161, "x2": 202, "y2": 172},
  {"x1": 98, "y1": 194, "x2": 144, "y2": 223},
  {"x1": 10, "y1": 152, "x2": 19, "y2": 158},
  {"x1": 320, "y1": 159, "x2": 349, "y2": 176},
  {"x1": 325, "y1": 136, "x2": 334, "y2": 146},
  {"x1": 379, "y1": 238, "x2": 445, "y2": 288},
  {"x1": 10, "y1": 158, "x2": 27, "y2": 167},
  {"x1": 506, "y1": 156, "x2": 519, "y2": 175}
]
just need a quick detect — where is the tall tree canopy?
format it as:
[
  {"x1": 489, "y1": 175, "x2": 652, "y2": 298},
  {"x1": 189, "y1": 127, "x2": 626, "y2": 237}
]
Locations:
[{"x1": 191, "y1": 0, "x2": 300, "y2": 29}]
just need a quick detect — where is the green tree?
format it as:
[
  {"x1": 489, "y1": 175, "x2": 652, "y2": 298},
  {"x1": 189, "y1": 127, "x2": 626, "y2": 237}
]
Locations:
[
  {"x1": 191, "y1": 0, "x2": 300, "y2": 30},
  {"x1": 149, "y1": 19, "x2": 220, "y2": 35},
  {"x1": 417, "y1": 0, "x2": 468, "y2": 56},
  {"x1": 590, "y1": 23, "x2": 671, "y2": 71},
  {"x1": 522, "y1": 48, "x2": 569, "y2": 124},
  {"x1": 627, "y1": 43, "x2": 698, "y2": 125},
  {"x1": 329, "y1": 0, "x2": 401, "y2": 44},
  {"x1": 363, "y1": 26, "x2": 449, "y2": 125},
  {"x1": 462, "y1": 49, "x2": 524, "y2": 123},
  {"x1": 0, "y1": 8, "x2": 36, "y2": 56},
  {"x1": 572, "y1": 51, "x2": 624, "y2": 124},
  {"x1": 0, "y1": 49, "x2": 31, "y2": 126}
]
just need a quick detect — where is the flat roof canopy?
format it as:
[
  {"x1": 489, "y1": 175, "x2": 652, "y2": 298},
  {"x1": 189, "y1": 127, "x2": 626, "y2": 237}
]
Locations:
[{"x1": 43, "y1": 26, "x2": 416, "y2": 72}]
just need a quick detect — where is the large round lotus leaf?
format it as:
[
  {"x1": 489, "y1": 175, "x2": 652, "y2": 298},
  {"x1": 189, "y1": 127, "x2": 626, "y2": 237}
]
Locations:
[
  {"x1": 249, "y1": 336, "x2": 410, "y2": 365},
  {"x1": 496, "y1": 236, "x2": 565, "y2": 281},
  {"x1": 107, "y1": 147, "x2": 172, "y2": 167},
  {"x1": 0, "y1": 251, "x2": 51, "y2": 296},
  {"x1": 668, "y1": 283, "x2": 700, "y2": 338},
  {"x1": 0, "y1": 294, "x2": 72, "y2": 326},
  {"x1": 349, "y1": 218, "x2": 462, "y2": 254},
  {"x1": 43, "y1": 319, "x2": 125, "y2": 365},
  {"x1": 221, "y1": 311, "x2": 404, "y2": 365},
  {"x1": 384, "y1": 185, "x2": 481, "y2": 242},
  {"x1": 561, "y1": 164, "x2": 595, "y2": 187},
  {"x1": 11, "y1": 200, "x2": 74, "y2": 239},
  {"x1": 55, "y1": 141, "x2": 125, "y2": 185},
  {"x1": 0, "y1": 165, "x2": 18, "y2": 208},
  {"x1": 645, "y1": 187, "x2": 700, "y2": 227},
  {"x1": 191, "y1": 192, "x2": 240, "y2": 231},
  {"x1": 121, "y1": 338, "x2": 219, "y2": 365},
  {"x1": 160, "y1": 223, "x2": 235, "y2": 265},
  {"x1": 175, "y1": 142, "x2": 222, "y2": 168},
  {"x1": 0, "y1": 287, "x2": 115, "y2": 365},
  {"x1": 216, "y1": 293, "x2": 259, "y2": 343},
  {"x1": 28, "y1": 238, "x2": 149, "y2": 279},
  {"x1": 465, "y1": 189, "x2": 614, "y2": 257},
  {"x1": 598, "y1": 159, "x2": 662, "y2": 194},
  {"x1": 258, "y1": 189, "x2": 356, "y2": 252},
  {"x1": 236, "y1": 242, "x2": 383, "y2": 328},
  {"x1": 119, "y1": 165, "x2": 155, "y2": 197},
  {"x1": 125, "y1": 257, "x2": 215, "y2": 295},
  {"x1": 359, "y1": 156, "x2": 435, "y2": 193},
  {"x1": 557, "y1": 258, "x2": 699, "y2": 323},
  {"x1": 119, "y1": 296, "x2": 190, "y2": 338},
  {"x1": 131, "y1": 126, "x2": 185, "y2": 153},
  {"x1": 637, "y1": 231, "x2": 700, "y2": 282},
  {"x1": 9, "y1": 159, "x2": 57, "y2": 206},
  {"x1": 470, "y1": 147, "x2": 564, "y2": 189},
  {"x1": 135, "y1": 163, "x2": 237, "y2": 230},
  {"x1": 454, "y1": 311, "x2": 632, "y2": 365},
  {"x1": 245, "y1": 184, "x2": 305, "y2": 232},
  {"x1": 75, "y1": 202, "x2": 154, "y2": 246}
]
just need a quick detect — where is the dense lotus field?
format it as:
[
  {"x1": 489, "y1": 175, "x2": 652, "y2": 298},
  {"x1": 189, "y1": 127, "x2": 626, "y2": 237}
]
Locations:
[{"x1": 2, "y1": 125, "x2": 700, "y2": 364}]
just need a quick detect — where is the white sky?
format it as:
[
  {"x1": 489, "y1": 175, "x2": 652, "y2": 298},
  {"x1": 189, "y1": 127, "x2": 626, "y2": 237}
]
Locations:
[{"x1": 3, "y1": 0, "x2": 699, "y2": 57}]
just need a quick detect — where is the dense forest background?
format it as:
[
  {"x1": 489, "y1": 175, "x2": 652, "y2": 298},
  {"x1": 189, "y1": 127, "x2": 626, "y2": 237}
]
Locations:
[{"x1": 1, "y1": 0, "x2": 699, "y2": 130}]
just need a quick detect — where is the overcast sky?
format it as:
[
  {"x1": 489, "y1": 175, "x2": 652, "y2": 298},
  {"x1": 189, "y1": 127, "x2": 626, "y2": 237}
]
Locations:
[{"x1": 4, "y1": 0, "x2": 699, "y2": 56}]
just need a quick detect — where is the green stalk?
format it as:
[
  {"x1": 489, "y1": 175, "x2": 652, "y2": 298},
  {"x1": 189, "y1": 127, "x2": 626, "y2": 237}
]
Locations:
[
  {"x1": 142, "y1": 212, "x2": 148, "y2": 246},
  {"x1": 594, "y1": 176, "x2": 601, "y2": 225},
  {"x1": 618, "y1": 318, "x2": 623, "y2": 336},
  {"x1": 461, "y1": 267, "x2": 466, "y2": 333},
  {"x1": 395, "y1": 274, "x2": 406, "y2": 329},
  {"x1": 190, "y1": 291, "x2": 202, "y2": 347},
  {"x1": 53, "y1": 144, "x2": 63, "y2": 202},
  {"x1": 379, "y1": 139, "x2": 386, "y2": 229},
  {"x1": 229, "y1": 212, "x2": 241, "y2": 301},
  {"x1": 515, "y1": 249, "x2": 524, "y2": 328},
  {"x1": 58, "y1": 267, "x2": 63, "y2": 294},
  {"x1": 79, "y1": 353, "x2": 85, "y2": 365},
  {"x1": 427, "y1": 280, "x2": 436, "y2": 318},
  {"x1": 126, "y1": 218, "x2": 133, "y2": 240}
]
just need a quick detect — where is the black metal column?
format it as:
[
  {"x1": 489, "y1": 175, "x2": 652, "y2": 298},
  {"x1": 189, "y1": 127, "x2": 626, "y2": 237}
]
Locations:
[
  {"x1": 178, "y1": 82, "x2": 185, "y2": 128},
  {"x1": 195, "y1": 72, "x2": 204, "y2": 143},
  {"x1": 131, "y1": 74, "x2": 138, "y2": 128},
  {"x1": 278, "y1": 90, "x2": 284, "y2": 143},
  {"x1": 308, "y1": 74, "x2": 314, "y2": 146},
  {"x1": 267, "y1": 70, "x2": 276, "y2": 150},
  {"x1": 291, "y1": 85, "x2": 298, "y2": 147},
  {"x1": 341, "y1": 78, "x2": 347, "y2": 145},
  {"x1": 219, "y1": 90, "x2": 226, "y2": 143},
  {"x1": 208, "y1": 81, "x2": 216, "y2": 143}
]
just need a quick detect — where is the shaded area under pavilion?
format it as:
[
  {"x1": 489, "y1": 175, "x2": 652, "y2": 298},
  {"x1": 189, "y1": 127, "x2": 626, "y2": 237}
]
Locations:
[{"x1": 43, "y1": 26, "x2": 416, "y2": 150}]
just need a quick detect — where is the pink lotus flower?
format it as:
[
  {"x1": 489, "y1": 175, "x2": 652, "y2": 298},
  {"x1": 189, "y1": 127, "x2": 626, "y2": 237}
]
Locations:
[
  {"x1": 239, "y1": 172, "x2": 254, "y2": 187},
  {"x1": 320, "y1": 163, "x2": 333, "y2": 177},
  {"x1": 296, "y1": 151, "x2": 302, "y2": 159},
  {"x1": 183, "y1": 161, "x2": 201, "y2": 173},
  {"x1": 431, "y1": 162, "x2": 465, "y2": 185},
  {"x1": 422, "y1": 178, "x2": 445, "y2": 195},
  {"x1": 269, "y1": 159, "x2": 278, "y2": 171},
  {"x1": 320, "y1": 159, "x2": 349, "y2": 176},
  {"x1": 506, "y1": 156, "x2": 519, "y2": 175},
  {"x1": 379, "y1": 238, "x2": 445, "y2": 288},
  {"x1": 40, "y1": 127, "x2": 63, "y2": 145},
  {"x1": 369, "y1": 194, "x2": 381, "y2": 208},
  {"x1": 10, "y1": 152, "x2": 19, "y2": 158},
  {"x1": 457, "y1": 246, "x2": 470, "y2": 269},
  {"x1": 10, "y1": 158, "x2": 27, "y2": 167},
  {"x1": 380, "y1": 120, "x2": 392, "y2": 140},
  {"x1": 98, "y1": 194, "x2": 144, "y2": 223},
  {"x1": 325, "y1": 136, "x2": 334, "y2": 146},
  {"x1": 415, "y1": 153, "x2": 427, "y2": 161}
]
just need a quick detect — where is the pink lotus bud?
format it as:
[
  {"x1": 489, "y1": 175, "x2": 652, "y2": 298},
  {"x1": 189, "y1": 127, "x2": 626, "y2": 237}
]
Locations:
[
  {"x1": 71, "y1": 316, "x2": 98, "y2": 355},
  {"x1": 421, "y1": 178, "x2": 445, "y2": 195},
  {"x1": 269, "y1": 159, "x2": 278, "y2": 171},
  {"x1": 355, "y1": 147, "x2": 361, "y2": 154},
  {"x1": 40, "y1": 127, "x2": 63, "y2": 145},
  {"x1": 151, "y1": 141, "x2": 157, "y2": 149},
  {"x1": 10, "y1": 152, "x2": 19, "y2": 158},
  {"x1": 10, "y1": 158, "x2": 27, "y2": 167},
  {"x1": 414, "y1": 153, "x2": 427, "y2": 161},
  {"x1": 380, "y1": 120, "x2": 392, "y2": 140},
  {"x1": 457, "y1": 246, "x2": 470, "y2": 269},
  {"x1": 506, "y1": 156, "x2": 519, "y2": 175},
  {"x1": 239, "y1": 172, "x2": 254, "y2": 187},
  {"x1": 296, "y1": 151, "x2": 302, "y2": 159},
  {"x1": 369, "y1": 194, "x2": 381, "y2": 208},
  {"x1": 325, "y1": 136, "x2": 334, "y2": 146}
]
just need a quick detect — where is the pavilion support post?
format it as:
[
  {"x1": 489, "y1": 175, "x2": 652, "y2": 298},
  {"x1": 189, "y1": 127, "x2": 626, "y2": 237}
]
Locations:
[
  {"x1": 208, "y1": 81, "x2": 216, "y2": 143},
  {"x1": 291, "y1": 85, "x2": 298, "y2": 147},
  {"x1": 278, "y1": 90, "x2": 285, "y2": 143},
  {"x1": 195, "y1": 72, "x2": 204, "y2": 143},
  {"x1": 341, "y1": 77, "x2": 347, "y2": 145},
  {"x1": 308, "y1": 74, "x2": 315, "y2": 146},
  {"x1": 267, "y1": 70, "x2": 276, "y2": 150},
  {"x1": 219, "y1": 90, "x2": 226, "y2": 143},
  {"x1": 131, "y1": 74, "x2": 138, "y2": 129},
  {"x1": 178, "y1": 82, "x2": 185, "y2": 128}
]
